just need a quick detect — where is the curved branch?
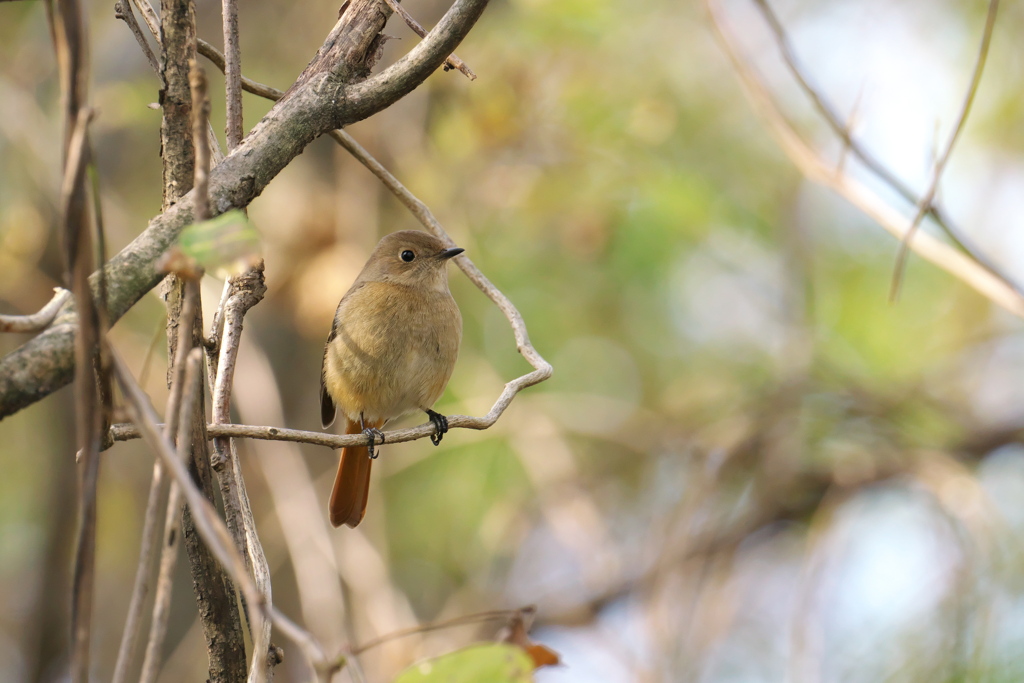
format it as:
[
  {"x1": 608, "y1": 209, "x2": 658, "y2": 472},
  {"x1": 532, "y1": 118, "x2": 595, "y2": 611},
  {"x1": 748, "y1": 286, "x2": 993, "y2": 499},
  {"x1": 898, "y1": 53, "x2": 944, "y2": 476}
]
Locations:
[
  {"x1": 0, "y1": 0, "x2": 490, "y2": 420},
  {"x1": 0, "y1": 312, "x2": 78, "y2": 418},
  {"x1": 381, "y1": 0, "x2": 477, "y2": 80},
  {"x1": 343, "y1": 0, "x2": 489, "y2": 122},
  {"x1": 327, "y1": 128, "x2": 552, "y2": 420},
  {"x1": 198, "y1": 27, "x2": 550, "y2": 454},
  {"x1": 0, "y1": 288, "x2": 71, "y2": 333},
  {"x1": 109, "y1": 411, "x2": 534, "y2": 449}
]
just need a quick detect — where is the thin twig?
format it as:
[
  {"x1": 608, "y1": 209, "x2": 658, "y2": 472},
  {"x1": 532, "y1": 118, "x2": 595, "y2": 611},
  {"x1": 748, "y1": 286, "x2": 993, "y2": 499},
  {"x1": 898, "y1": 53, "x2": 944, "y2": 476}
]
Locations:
[
  {"x1": 138, "y1": 347, "x2": 204, "y2": 683},
  {"x1": 138, "y1": 479, "x2": 180, "y2": 683},
  {"x1": 231, "y1": 343, "x2": 352, "y2": 662},
  {"x1": 749, "y1": 0, "x2": 989, "y2": 265},
  {"x1": 0, "y1": 288, "x2": 71, "y2": 333},
  {"x1": 206, "y1": 278, "x2": 232, "y2": 354},
  {"x1": 114, "y1": 0, "x2": 160, "y2": 73},
  {"x1": 330, "y1": 128, "x2": 553, "y2": 402},
  {"x1": 164, "y1": 278, "x2": 200, "y2": 436},
  {"x1": 54, "y1": 0, "x2": 101, "y2": 664},
  {"x1": 128, "y1": 0, "x2": 160, "y2": 44},
  {"x1": 111, "y1": 460, "x2": 169, "y2": 682},
  {"x1": 209, "y1": 273, "x2": 263, "y2": 478},
  {"x1": 188, "y1": 58, "x2": 275, "y2": 683},
  {"x1": 86, "y1": 155, "x2": 113, "y2": 412},
  {"x1": 350, "y1": 608, "x2": 524, "y2": 655},
  {"x1": 113, "y1": 354, "x2": 338, "y2": 681},
  {"x1": 112, "y1": 353, "x2": 268, "y2": 661},
  {"x1": 221, "y1": 0, "x2": 242, "y2": 149},
  {"x1": 190, "y1": 62, "x2": 212, "y2": 222},
  {"x1": 890, "y1": 0, "x2": 1000, "y2": 300},
  {"x1": 109, "y1": 414, "x2": 527, "y2": 448},
  {"x1": 198, "y1": 39, "x2": 283, "y2": 101},
  {"x1": 208, "y1": 264, "x2": 273, "y2": 683},
  {"x1": 381, "y1": 0, "x2": 476, "y2": 80},
  {"x1": 707, "y1": 0, "x2": 1024, "y2": 319},
  {"x1": 269, "y1": 606, "x2": 338, "y2": 683},
  {"x1": 112, "y1": 274, "x2": 200, "y2": 683},
  {"x1": 114, "y1": 3, "x2": 226, "y2": 168}
]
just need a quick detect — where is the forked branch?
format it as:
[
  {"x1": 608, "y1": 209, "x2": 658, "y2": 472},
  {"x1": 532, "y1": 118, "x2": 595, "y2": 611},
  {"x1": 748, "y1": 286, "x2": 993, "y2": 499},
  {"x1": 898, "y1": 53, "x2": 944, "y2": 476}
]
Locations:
[
  {"x1": 382, "y1": 0, "x2": 477, "y2": 79},
  {"x1": 890, "y1": 0, "x2": 1001, "y2": 299},
  {"x1": 707, "y1": 0, "x2": 1024, "y2": 319},
  {"x1": 0, "y1": 0, "x2": 491, "y2": 419}
]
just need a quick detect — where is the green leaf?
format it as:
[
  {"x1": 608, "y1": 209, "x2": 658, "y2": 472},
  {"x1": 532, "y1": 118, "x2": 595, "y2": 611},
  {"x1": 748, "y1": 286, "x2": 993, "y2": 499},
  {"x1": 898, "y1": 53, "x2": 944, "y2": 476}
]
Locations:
[
  {"x1": 178, "y1": 210, "x2": 262, "y2": 277},
  {"x1": 392, "y1": 644, "x2": 535, "y2": 683}
]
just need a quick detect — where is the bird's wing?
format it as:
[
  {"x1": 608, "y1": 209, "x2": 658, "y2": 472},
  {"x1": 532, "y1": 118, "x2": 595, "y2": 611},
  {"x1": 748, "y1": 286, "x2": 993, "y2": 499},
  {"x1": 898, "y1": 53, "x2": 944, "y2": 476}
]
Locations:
[{"x1": 320, "y1": 324, "x2": 338, "y2": 429}]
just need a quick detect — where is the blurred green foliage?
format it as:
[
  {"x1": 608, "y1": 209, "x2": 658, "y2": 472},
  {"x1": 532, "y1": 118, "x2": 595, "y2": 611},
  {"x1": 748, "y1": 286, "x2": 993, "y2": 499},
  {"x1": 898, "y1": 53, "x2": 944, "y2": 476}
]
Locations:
[{"x1": 392, "y1": 643, "x2": 533, "y2": 683}]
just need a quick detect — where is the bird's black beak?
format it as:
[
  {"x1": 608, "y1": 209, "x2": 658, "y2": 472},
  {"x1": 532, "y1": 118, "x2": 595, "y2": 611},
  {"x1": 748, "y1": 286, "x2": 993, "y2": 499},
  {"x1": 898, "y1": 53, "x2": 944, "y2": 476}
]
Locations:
[{"x1": 437, "y1": 247, "x2": 465, "y2": 260}]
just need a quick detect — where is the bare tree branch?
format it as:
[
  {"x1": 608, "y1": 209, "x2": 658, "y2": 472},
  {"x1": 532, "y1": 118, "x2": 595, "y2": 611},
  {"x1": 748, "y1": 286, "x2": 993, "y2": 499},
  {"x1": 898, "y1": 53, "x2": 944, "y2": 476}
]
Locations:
[
  {"x1": 67, "y1": 125, "x2": 101, "y2": 683},
  {"x1": 112, "y1": 275, "x2": 200, "y2": 683},
  {"x1": 112, "y1": 352, "x2": 340, "y2": 682},
  {"x1": 138, "y1": 347, "x2": 204, "y2": 683},
  {"x1": 0, "y1": 0, "x2": 490, "y2": 420},
  {"x1": 706, "y1": 0, "x2": 1024, "y2": 319},
  {"x1": 890, "y1": 0, "x2": 1000, "y2": 299},
  {"x1": 199, "y1": 39, "x2": 282, "y2": 100},
  {"x1": 181, "y1": 45, "x2": 555, "y2": 445},
  {"x1": 344, "y1": 0, "x2": 489, "y2": 121},
  {"x1": 128, "y1": 0, "x2": 160, "y2": 43},
  {"x1": 190, "y1": 61, "x2": 212, "y2": 223},
  {"x1": 51, "y1": 0, "x2": 106, "y2": 672},
  {"x1": 159, "y1": 0, "x2": 196, "y2": 210},
  {"x1": 114, "y1": 0, "x2": 160, "y2": 74},
  {"x1": 381, "y1": 0, "x2": 476, "y2": 80},
  {"x1": 0, "y1": 288, "x2": 71, "y2": 333},
  {"x1": 748, "y1": 0, "x2": 1009, "y2": 287},
  {"x1": 173, "y1": 56, "x2": 249, "y2": 682},
  {"x1": 207, "y1": 263, "x2": 275, "y2": 683},
  {"x1": 349, "y1": 608, "x2": 528, "y2": 656},
  {"x1": 221, "y1": 0, "x2": 243, "y2": 150},
  {"x1": 108, "y1": 415, "x2": 533, "y2": 449}
]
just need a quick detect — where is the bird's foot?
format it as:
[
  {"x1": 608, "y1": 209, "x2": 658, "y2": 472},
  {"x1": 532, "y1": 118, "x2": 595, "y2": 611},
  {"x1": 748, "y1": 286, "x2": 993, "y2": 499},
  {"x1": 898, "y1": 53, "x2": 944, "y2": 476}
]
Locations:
[
  {"x1": 426, "y1": 409, "x2": 449, "y2": 446},
  {"x1": 363, "y1": 427, "x2": 386, "y2": 459}
]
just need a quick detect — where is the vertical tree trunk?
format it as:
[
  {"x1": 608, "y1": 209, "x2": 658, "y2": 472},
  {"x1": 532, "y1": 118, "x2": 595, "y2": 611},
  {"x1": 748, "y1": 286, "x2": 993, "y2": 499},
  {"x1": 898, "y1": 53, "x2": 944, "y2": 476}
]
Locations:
[{"x1": 160, "y1": 0, "x2": 247, "y2": 679}]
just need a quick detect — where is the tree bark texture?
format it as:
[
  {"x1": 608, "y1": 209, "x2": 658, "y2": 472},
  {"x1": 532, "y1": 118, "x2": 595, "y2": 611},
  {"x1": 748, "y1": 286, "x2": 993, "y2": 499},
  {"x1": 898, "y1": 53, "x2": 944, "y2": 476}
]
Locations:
[{"x1": 0, "y1": 0, "x2": 491, "y2": 420}]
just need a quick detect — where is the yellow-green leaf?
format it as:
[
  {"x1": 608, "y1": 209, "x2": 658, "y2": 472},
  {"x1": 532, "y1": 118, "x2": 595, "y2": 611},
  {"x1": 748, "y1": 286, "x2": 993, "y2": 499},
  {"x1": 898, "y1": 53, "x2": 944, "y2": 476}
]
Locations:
[
  {"x1": 178, "y1": 210, "x2": 262, "y2": 277},
  {"x1": 392, "y1": 644, "x2": 535, "y2": 683}
]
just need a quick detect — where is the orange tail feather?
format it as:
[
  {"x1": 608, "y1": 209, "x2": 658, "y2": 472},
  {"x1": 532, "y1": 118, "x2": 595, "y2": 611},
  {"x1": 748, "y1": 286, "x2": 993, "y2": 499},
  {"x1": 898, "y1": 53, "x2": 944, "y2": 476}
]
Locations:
[{"x1": 329, "y1": 419, "x2": 384, "y2": 528}]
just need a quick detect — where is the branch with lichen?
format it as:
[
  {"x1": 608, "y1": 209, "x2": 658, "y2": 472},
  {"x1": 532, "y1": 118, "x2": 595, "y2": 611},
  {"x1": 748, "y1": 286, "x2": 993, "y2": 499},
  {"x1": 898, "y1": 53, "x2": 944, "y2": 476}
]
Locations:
[{"x1": 0, "y1": 0, "x2": 491, "y2": 420}]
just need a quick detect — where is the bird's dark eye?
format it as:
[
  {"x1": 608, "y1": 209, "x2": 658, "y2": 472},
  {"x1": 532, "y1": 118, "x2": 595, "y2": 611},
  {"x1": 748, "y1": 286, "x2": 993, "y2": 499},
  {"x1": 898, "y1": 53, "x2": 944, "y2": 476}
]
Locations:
[{"x1": 401, "y1": 250, "x2": 415, "y2": 262}]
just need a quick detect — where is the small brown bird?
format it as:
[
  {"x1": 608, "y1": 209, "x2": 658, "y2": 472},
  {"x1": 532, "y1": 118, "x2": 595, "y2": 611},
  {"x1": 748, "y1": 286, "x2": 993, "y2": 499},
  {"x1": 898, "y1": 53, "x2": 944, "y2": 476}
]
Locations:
[{"x1": 321, "y1": 230, "x2": 463, "y2": 528}]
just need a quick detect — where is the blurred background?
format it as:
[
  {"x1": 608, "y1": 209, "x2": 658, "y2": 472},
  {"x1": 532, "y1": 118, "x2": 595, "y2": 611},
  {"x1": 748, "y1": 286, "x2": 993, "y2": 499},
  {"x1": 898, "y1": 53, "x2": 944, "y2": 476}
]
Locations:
[{"x1": 3, "y1": 0, "x2": 1024, "y2": 680}]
